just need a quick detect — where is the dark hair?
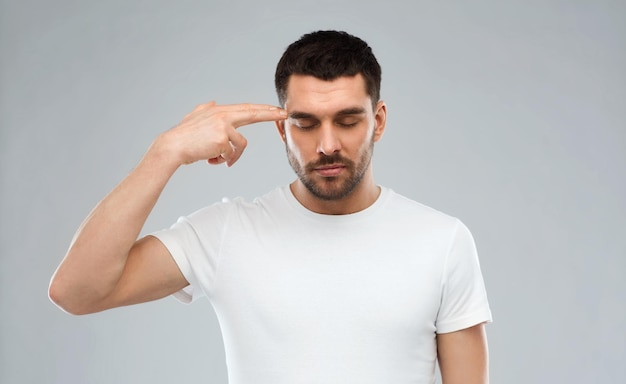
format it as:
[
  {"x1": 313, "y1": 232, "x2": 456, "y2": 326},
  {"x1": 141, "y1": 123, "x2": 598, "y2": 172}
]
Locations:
[{"x1": 274, "y1": 30, "x2": 382, "y2": 108}]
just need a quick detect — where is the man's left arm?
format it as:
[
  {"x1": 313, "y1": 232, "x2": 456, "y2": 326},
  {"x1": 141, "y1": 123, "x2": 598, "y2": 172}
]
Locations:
[{"x1": 437, "y1": 322, "x2": 489, "y2": 384}]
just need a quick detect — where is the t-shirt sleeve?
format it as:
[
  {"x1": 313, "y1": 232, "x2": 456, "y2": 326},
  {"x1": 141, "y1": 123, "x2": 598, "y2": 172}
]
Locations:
[
  {"x1": 435, "y1": 220, "x2": 492, "y2": 334},
  {"x1": 150, "y1": 203, "x2": 230, "y2": 304}
]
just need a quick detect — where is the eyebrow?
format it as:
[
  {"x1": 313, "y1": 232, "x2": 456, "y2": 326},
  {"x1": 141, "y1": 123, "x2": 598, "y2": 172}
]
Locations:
[{"x1": 288, "y1": 107, "x2": 367, "y2": 120}]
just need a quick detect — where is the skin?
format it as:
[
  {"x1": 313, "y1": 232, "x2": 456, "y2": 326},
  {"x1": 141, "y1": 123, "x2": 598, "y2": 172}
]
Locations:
[
  {"x1": 276, "y1": 74, "x2": 386, "y2": 215},
  {"x1": 49, "y1": 75, "x2": 488, "y2": 383},
  {"x1": 438, "y1": 323, "x2": 490, "y2": 384}
]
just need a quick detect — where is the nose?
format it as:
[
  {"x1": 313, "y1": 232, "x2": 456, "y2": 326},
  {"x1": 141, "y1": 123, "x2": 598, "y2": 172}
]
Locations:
[{"x1": 317, "y1": 124, "x2": 341, "y2": 156}]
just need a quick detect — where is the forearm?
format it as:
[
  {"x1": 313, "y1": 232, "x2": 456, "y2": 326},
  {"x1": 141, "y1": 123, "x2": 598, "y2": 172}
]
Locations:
[{"x1": 49, "y1": 135, "x2": 180, "y2": 314}]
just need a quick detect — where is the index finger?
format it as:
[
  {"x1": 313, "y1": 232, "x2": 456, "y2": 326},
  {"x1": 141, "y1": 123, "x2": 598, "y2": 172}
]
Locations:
[{"x1": 220, "y1": 103, "x2": 287, "y2": 128}]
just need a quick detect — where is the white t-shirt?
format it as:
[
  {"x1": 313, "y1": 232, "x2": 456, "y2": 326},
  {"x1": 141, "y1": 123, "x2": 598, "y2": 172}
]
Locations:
[{"x1": 153, "y1": 186, "x2": 492, "y2": 384}]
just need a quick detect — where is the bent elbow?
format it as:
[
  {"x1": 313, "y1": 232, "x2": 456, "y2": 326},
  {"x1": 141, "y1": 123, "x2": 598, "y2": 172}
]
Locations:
[
  {"x1": 48, "y1": 279, "x2": 76, "y2": 315},
  {"x1": 48, "y1": 277, "x2": 94, "y2": 316}
]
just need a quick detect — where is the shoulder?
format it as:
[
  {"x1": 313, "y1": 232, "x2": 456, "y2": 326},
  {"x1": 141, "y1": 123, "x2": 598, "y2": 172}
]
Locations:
[
  {"x1": 182, "y1": 186, "x2": 288, "y2": 224},
  {"x1": 382, "y1": 188, "x2": 462, "y2": 231}
]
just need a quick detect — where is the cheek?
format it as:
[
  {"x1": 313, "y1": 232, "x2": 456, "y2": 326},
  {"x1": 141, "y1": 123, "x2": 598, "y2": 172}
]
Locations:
[
  {"x1": 284, "y1": 129, "x2": 305, "y2": 158},
  {"x1": 348, "y1": 128, "x2": 374, "y2": 153}
]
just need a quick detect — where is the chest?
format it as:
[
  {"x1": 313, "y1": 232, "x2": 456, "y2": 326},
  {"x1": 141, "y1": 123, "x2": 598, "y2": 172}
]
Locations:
[{"x1": 211, "y1": 223, "x2": 445, "y2": 338}]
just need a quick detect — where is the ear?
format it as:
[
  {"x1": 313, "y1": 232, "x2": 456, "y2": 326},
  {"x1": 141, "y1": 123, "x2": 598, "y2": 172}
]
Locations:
[
  {"x1": 373, "y1": 100, "x2": 387, "y2": 142},
  {"x1": 275, "y1": 119, "x2": 287, "y2": 143}
]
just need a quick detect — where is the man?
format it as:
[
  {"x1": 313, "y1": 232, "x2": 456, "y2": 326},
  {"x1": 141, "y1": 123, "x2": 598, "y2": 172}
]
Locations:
[{"x1": 50, "y1": 30, "x2": 492, "y2": 383}]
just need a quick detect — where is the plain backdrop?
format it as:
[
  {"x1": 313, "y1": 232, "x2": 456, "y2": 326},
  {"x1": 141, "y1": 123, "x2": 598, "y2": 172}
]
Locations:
[{"x1": 1, "y1": 1, "x2": 624, "y2": 383}]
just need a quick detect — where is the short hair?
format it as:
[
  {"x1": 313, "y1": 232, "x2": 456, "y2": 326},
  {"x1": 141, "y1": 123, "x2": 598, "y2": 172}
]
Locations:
[{"x1": 275, "y1": 30, "x2": 382, "y2": 108}]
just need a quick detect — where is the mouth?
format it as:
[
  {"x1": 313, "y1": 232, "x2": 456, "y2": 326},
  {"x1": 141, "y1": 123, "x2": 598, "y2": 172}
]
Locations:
[{"x1": 314, "y1": 164, "x2": 346, "y2": 177}]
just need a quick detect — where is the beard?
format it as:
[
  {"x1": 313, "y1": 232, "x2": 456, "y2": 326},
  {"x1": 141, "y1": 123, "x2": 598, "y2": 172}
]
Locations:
[{"x1": 286, "y1": 138, "x2": 374, "y2": 201}]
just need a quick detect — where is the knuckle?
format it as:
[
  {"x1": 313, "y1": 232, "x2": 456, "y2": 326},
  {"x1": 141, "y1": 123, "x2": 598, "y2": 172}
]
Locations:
[
  {"x1": 215, "y1": 133, "x2": 230, "y2": 146},
  {"x1": 213, "y1": 110, "x2": 229, "y2": 123}
]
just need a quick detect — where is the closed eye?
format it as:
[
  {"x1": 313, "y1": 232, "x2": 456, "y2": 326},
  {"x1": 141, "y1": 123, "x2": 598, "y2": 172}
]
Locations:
[
  {"x1": 289, "y1": 118, "x2": 319, "y2": 130},
  {"x1": 287, "y1": 110, "x2": 364, "y2": 130},
  {"x1": 336, "y1": 119, "x2": 361, "y2": 128}
]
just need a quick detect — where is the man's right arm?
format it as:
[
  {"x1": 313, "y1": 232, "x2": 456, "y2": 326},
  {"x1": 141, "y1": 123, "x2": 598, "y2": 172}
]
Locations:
[{"x1": 49, "y1": 102, "x2": 287, "y2": 315}]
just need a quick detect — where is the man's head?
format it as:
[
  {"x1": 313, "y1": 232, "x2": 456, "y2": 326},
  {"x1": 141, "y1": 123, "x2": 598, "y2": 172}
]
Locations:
[
  {"x1": 274, "y1": 31, "x2": 386, "y2": 210},
  {"x1": 275, "y1": 30, "x2": 382, "y2": 109}
]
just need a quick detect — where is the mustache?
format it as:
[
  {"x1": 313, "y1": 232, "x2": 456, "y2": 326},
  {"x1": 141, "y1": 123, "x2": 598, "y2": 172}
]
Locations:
[{"x1": 305, "y1": 153, "x2": 355, "y2": 172}]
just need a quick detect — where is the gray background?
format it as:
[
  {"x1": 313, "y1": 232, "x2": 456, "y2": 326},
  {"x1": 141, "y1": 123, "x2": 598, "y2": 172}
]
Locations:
[{"x1": 1, "y1": 0, "x2": 624, "y2": 383}]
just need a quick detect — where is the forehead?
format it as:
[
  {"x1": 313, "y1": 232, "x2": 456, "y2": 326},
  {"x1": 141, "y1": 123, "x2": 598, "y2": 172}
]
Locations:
[{"x1": 284, "y1": 74, "x2": 371, "y2": 114}]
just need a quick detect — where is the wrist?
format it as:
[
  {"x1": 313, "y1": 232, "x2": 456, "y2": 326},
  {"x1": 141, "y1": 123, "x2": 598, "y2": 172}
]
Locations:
[{"x1": 144, "y1": 132, "x2": 185, "y2": 172}]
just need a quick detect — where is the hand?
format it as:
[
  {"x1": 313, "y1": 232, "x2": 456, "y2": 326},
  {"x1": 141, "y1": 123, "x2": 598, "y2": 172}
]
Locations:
[{"x1": 160, "y1": 101, "x2": 287, "y2": 167}]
